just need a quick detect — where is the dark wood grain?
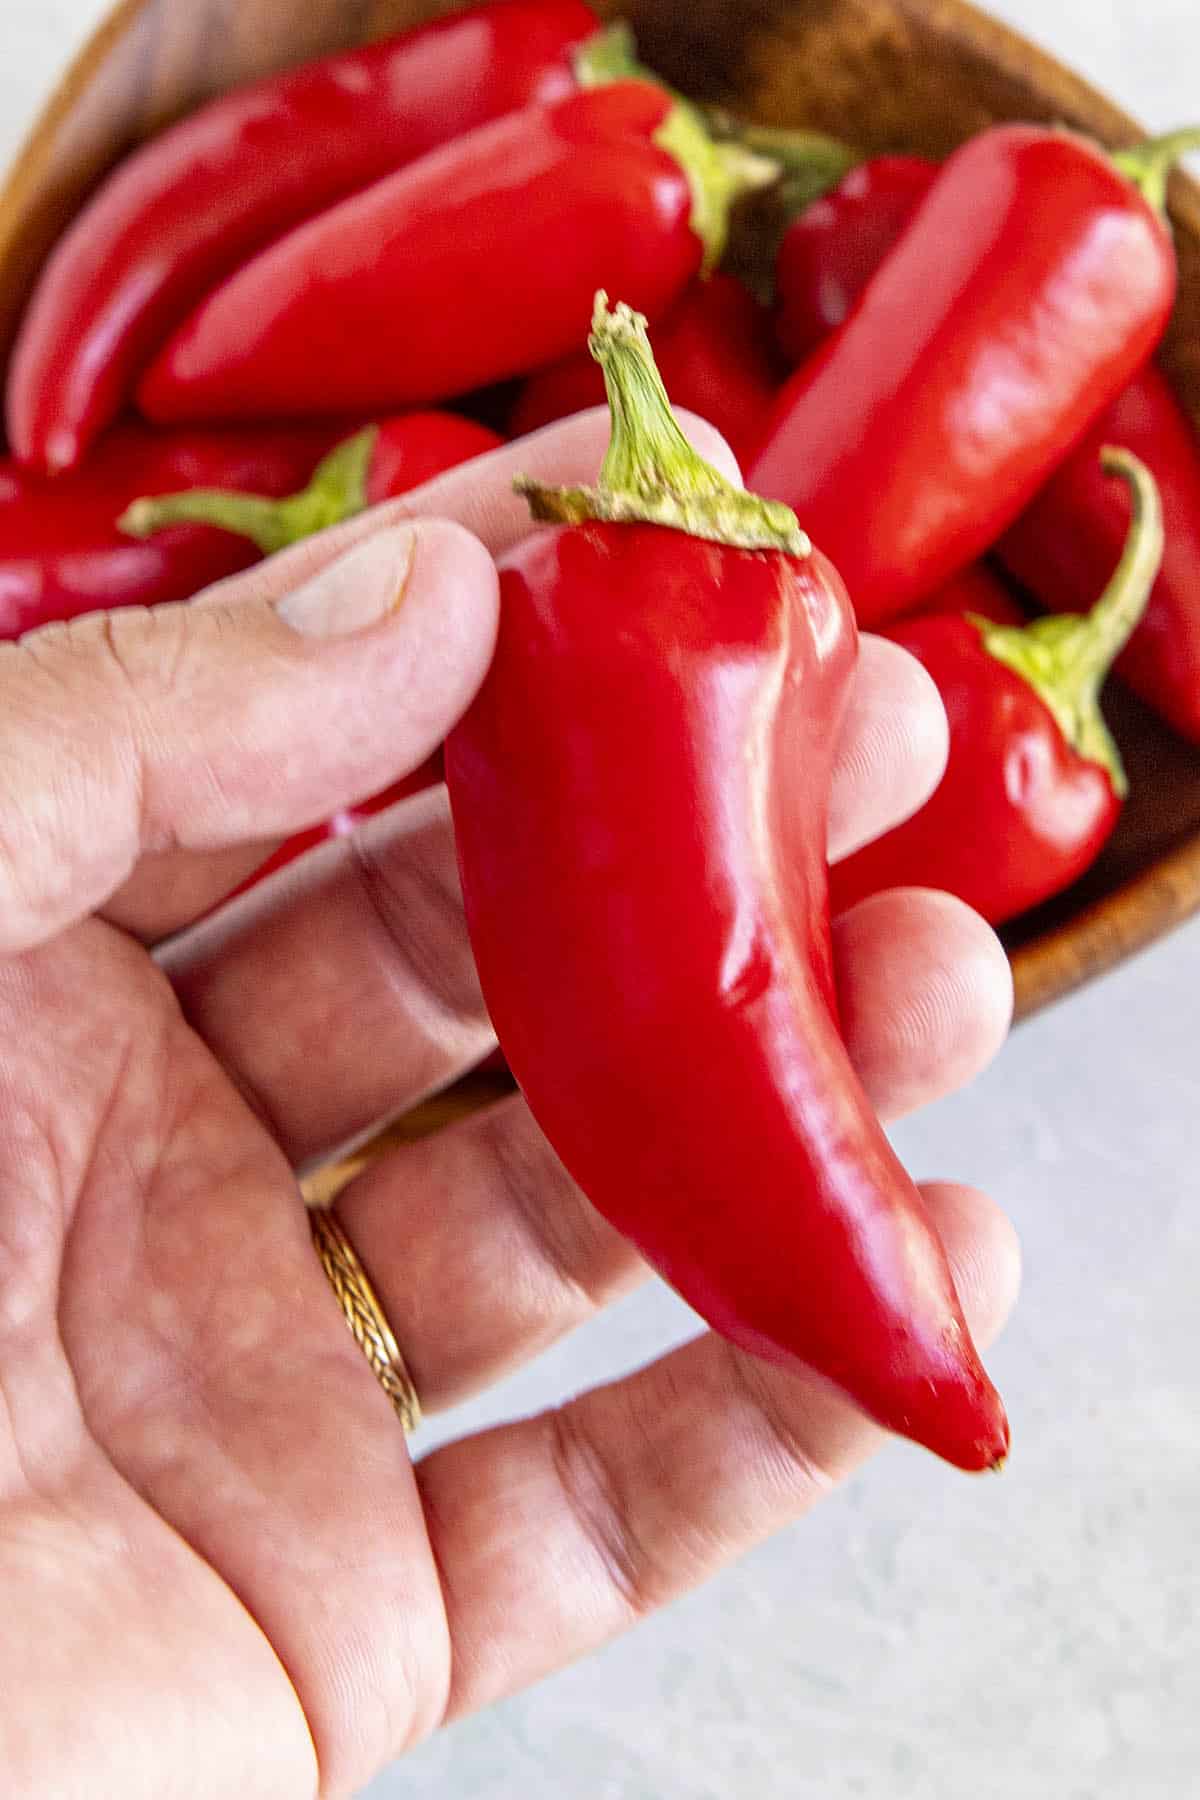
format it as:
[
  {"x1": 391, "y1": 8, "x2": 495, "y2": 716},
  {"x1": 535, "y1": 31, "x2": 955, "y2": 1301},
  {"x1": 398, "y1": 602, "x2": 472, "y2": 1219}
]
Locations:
[{"x1": 0, "y1": 0, "x2": 1198, "y2": 1065}]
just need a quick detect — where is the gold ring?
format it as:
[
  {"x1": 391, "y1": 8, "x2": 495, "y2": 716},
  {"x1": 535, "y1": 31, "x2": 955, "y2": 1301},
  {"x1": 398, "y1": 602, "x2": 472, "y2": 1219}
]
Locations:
[{"x1": 309, "y1": 1207, "x2": 421, "y2": 1432}]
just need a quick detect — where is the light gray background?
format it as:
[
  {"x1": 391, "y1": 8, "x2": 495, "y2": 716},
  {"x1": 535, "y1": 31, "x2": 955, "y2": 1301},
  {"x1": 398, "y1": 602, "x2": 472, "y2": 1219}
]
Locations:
[{"x1": 4, "y1": 5, "x2": 1198, "y2": 1796}]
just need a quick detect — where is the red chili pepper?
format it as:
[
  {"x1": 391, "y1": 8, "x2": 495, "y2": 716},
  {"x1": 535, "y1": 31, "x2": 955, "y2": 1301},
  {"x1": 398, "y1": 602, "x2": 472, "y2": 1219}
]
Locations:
[
  {"x1": 119, "y1": 412, "x2": 503, "y2": 553},
  {"x1": 0, "y1": 422, "x2": 346, "y2": 635},
  {"x1": 998, "y1": 361, "x2": 1200, "y2": 744},
  {"x1": 510, "y1": 274, "x2": 779, "y2": 464},
  {"x1": 911, "y1": 563, "x2": 1027, "y2": 629},
  {"x1": 749, "y1": 125, "x2": 1195, "y2": 627},
  {"x1": 136, "y1": 83, "x2": 776, "y2": 426},
  {"x1": 831, "y1": 450, "x2": 1163, "y2": 928},
  {"x1": 445, "y1": 295, "x2": 1008, "y2": 1471},
  {"x1": 7, "y1": 0, "x2": 607, "y2": 474},
  {"x1": 773, "y1": 155, "x2": 938, "y2": 364}
]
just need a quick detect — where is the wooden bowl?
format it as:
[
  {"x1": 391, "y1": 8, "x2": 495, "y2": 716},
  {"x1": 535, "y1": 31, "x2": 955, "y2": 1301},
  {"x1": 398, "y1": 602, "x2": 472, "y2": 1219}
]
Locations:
[{"x1": 2, "y1": 0, "x2": 1199, "y2": 1036}]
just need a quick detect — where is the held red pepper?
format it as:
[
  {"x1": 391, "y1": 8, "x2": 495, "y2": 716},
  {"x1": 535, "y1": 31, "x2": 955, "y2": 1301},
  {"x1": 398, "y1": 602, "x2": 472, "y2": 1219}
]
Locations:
[
  {"x1": 136, "y1": 83, "x2": 776, "y2": 425},
  {"x1": 772, "y1": 155, "x2": 938, "y2": 365},
  {"x1": 510, "y1": 274, "x2": 780, "y2": 464},
  {"x1": 998, "y1": 362, "x2": 1200, "y2": 744},
  {"x1": 445, "y1": 296, "x2": 1008, "y2": 1471},
  {"x1": 119, "y1": 412, "x2": 503, "y2": 553},
  {"x1": 7, "y1": 0, "x2": 606, "y2": 474},
  {"x1": 0, "y1": 422, "x2": 346, "y2": 634},
  {"x1": 749, "y1": 125, "x2": 1195, "y2": 627},
  {"x1": 830, "y1": 451, "x2": 1163, "y2": 928}
]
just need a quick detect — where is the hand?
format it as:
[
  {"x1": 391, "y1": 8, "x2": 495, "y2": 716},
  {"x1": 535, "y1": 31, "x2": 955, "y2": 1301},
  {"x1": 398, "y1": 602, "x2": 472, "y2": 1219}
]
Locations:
[{"x1": 0, "y1": 416, "x2": 1019, "y2": 1800}]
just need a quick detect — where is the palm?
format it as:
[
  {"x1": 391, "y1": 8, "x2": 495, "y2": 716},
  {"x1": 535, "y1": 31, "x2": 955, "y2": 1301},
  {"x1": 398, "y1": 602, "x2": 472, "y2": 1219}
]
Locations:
[
  {"x1": 0, "y1": 427, "x2": 1018, "y2": 1799},
  {"x1": 0, "y1": 911, "x2": 431, "y2": 1797}
]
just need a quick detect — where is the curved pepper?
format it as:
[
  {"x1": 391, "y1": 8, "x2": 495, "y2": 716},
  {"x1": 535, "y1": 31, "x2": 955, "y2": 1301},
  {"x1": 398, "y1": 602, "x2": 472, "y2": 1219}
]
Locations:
[
  {"x1": 772, "y1": 155, "x2": 938, "y2": 365},
  {"x1": 136, "y1": 82, "x2": 777, "y2": 425},
  {"x1": 749, "y1": 124, "x2": 1192, "y2": 626},
  {"x1": 119, "y1": 413, "x2": 503, "y2": 554},
  {"x1": 0, "y1": 422, "x2": 347, "y2": 635},
  {"x1": 510, "y1": 274, "x2": 780, "y2": 465},
  {"x1": 7, "y1": 0, "x2": 604, "y2": 474},
  {"x1": 831, "y1": 451, "x2": 1164, "y2": 928},
  {"x1": 444, "y1": 295, "x2": 1009, "y2": 1471}
]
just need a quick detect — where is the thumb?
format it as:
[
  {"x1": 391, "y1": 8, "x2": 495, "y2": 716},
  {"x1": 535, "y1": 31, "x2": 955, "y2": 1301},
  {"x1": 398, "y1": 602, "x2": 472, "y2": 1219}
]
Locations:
[{"x1": 0, "y1": 521, "x2": 498, "y2": 955}]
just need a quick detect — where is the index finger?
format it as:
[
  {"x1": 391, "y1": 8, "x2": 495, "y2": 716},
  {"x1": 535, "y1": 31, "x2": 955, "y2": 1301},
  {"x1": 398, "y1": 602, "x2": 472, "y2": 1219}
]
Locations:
[{"x1": 107, "y1": 410, "x2": 741, "y2": 942}]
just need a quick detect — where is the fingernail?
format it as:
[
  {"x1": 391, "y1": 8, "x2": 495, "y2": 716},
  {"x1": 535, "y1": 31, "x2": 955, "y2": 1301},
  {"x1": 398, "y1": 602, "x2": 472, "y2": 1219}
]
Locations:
[{"x1": 276, "y1": 526, "x2": 417, "y2": 637}]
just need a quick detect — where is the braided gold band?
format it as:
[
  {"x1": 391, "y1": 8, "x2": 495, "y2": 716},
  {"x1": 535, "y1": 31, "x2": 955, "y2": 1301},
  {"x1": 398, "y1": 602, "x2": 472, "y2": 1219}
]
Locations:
[{"x1": 309, "y1": 1207, "x2": 421, "y2": 1432}]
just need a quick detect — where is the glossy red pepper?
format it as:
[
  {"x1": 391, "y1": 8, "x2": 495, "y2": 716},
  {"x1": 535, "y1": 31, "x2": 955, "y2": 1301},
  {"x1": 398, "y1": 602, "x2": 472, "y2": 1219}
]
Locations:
[
  {"x1": 910, "y1": 563, "x2": 1027, "y2": 628},
  {"x1": 773, "y1": 155, "x2": 937, "y2": 364},
  {"x1": 445, "y1": 296, "x2": 1008, "y2": 1471},
  {"x1": 749, "y1": 125, "x2": 1193, "y2": 627},
  {"x1": 119, "y1": 412, "x2": 503, "y2": 554},
  {"x1": 0, "y1": 422, "x2": 345, "y2": 635},
  {"x1": 7, "y1": 0, "x2": 605, "y2": 474},
  {"x1": 137, "y1": 83, "x2": 775, "y2": 425},
  {"x1": 511, "y1": 274, "x2": 779, "y2": 464},
  {"x1": 831, "y1": 451, "x2": 1163, "y2": 928},
  {"x1": 998, "y1": 361, "x2": 1200, "y2": 744}
]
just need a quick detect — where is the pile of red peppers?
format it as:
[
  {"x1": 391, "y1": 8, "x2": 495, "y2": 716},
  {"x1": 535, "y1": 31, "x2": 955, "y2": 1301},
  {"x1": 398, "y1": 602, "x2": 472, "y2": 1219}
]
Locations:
[{"x1": 4, "y1": 0, "x2": 1200, "y2": 1466}]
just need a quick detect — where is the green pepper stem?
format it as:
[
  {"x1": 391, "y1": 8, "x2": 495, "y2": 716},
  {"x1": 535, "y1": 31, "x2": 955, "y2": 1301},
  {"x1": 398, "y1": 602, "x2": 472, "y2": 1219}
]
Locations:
[
  {"x1": 118, "y1": 427, "x2": 378, "y2": 555},
  {"x1": 707, "y1": 115, "x2": 862, "y2": 213},
  {"x1": 517, "y1": 292, "x2": 810, "y2": 555},
  {"x1": 974, "y1": 448, "x2": 1163, "y2": 795},
  {"x1": 572, "y1": 20, "x2": 652, "y2": 89},
  {"x1": 655, "y1": 102, "x2": 779, "y2": 275},
  {"x1": 1112, "y1": 126, "x2": 1200, "y2": 215}
]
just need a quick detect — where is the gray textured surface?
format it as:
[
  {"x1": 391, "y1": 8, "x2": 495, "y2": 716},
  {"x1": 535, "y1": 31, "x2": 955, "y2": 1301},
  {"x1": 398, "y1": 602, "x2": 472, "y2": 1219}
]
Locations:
[{"x1": 4, "y1": 4, "x2": 1199, "y2": 1796}]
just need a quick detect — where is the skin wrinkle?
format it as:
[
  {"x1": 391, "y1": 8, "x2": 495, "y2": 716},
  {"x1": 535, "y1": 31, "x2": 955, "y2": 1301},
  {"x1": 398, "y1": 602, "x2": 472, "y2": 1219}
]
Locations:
[
  {"x1": 547, "y1": 1405, "x2": 649, "y2": 1623},
  {"x1": 347, "y1": 806, "x2": 488, "y2": 1039},
  {"x1": 716, "y1": 1335, "x2": 840, "y2": 1509}
]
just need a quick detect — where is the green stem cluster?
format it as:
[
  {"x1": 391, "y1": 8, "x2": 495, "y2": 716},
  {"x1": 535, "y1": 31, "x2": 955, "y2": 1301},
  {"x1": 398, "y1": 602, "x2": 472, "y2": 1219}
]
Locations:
[
  {"x1": 518, "y1": 292, "x2": 810, "y2": 556},
  {"x1": 973, "y1": 448, "x2": 1163, "y2": 794}
]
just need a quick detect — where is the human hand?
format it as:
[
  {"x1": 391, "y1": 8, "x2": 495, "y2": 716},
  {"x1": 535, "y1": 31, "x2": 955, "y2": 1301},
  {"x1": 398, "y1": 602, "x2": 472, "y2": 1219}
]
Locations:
[{"x1": 0, "y1": 416, "x2": 1019, "y2": 1799}]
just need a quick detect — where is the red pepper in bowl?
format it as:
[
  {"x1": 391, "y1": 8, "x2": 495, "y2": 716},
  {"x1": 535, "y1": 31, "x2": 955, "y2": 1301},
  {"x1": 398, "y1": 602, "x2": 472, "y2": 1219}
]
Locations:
[
  {"x1": 998, "y1": 362, "x2": 1200, "y2": 745},
  {"x1": 510, "y1": 274, "x2": 780, "y2": 465},
  {"x1": 0, "y1": 412, "x2": 500, "y2": 639},
  {"x1": 749, "y1": 125, "x2": 1196, "y2": 627},
  {"x1": 0, "y1": 422, "x2": 345, "y2": 634},
  {"x1": 910, "y1": 564, "x2": 1027, "y2": 629},
  {"x1": 7, "y1": 0, "x2": 609, "y2": 474},
  {"x1": 136, "y1": 83, "x2": 777, "y2": 425},
  {"x1": 772, "y1": 154, "x2": 938, "y2": 364},
  {"x1": 831, "y1": 450, "x2": 1163, "y2": 928},
  {"x1": 767, "y1": 143, "x2": 1200, "y2": 747},
  {"x1": 445, "y1": 294, "x2": 1008, "y2": 1472},
  {"x1": 119, "y1": 412, "x2": 503, "y2": 554}
]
